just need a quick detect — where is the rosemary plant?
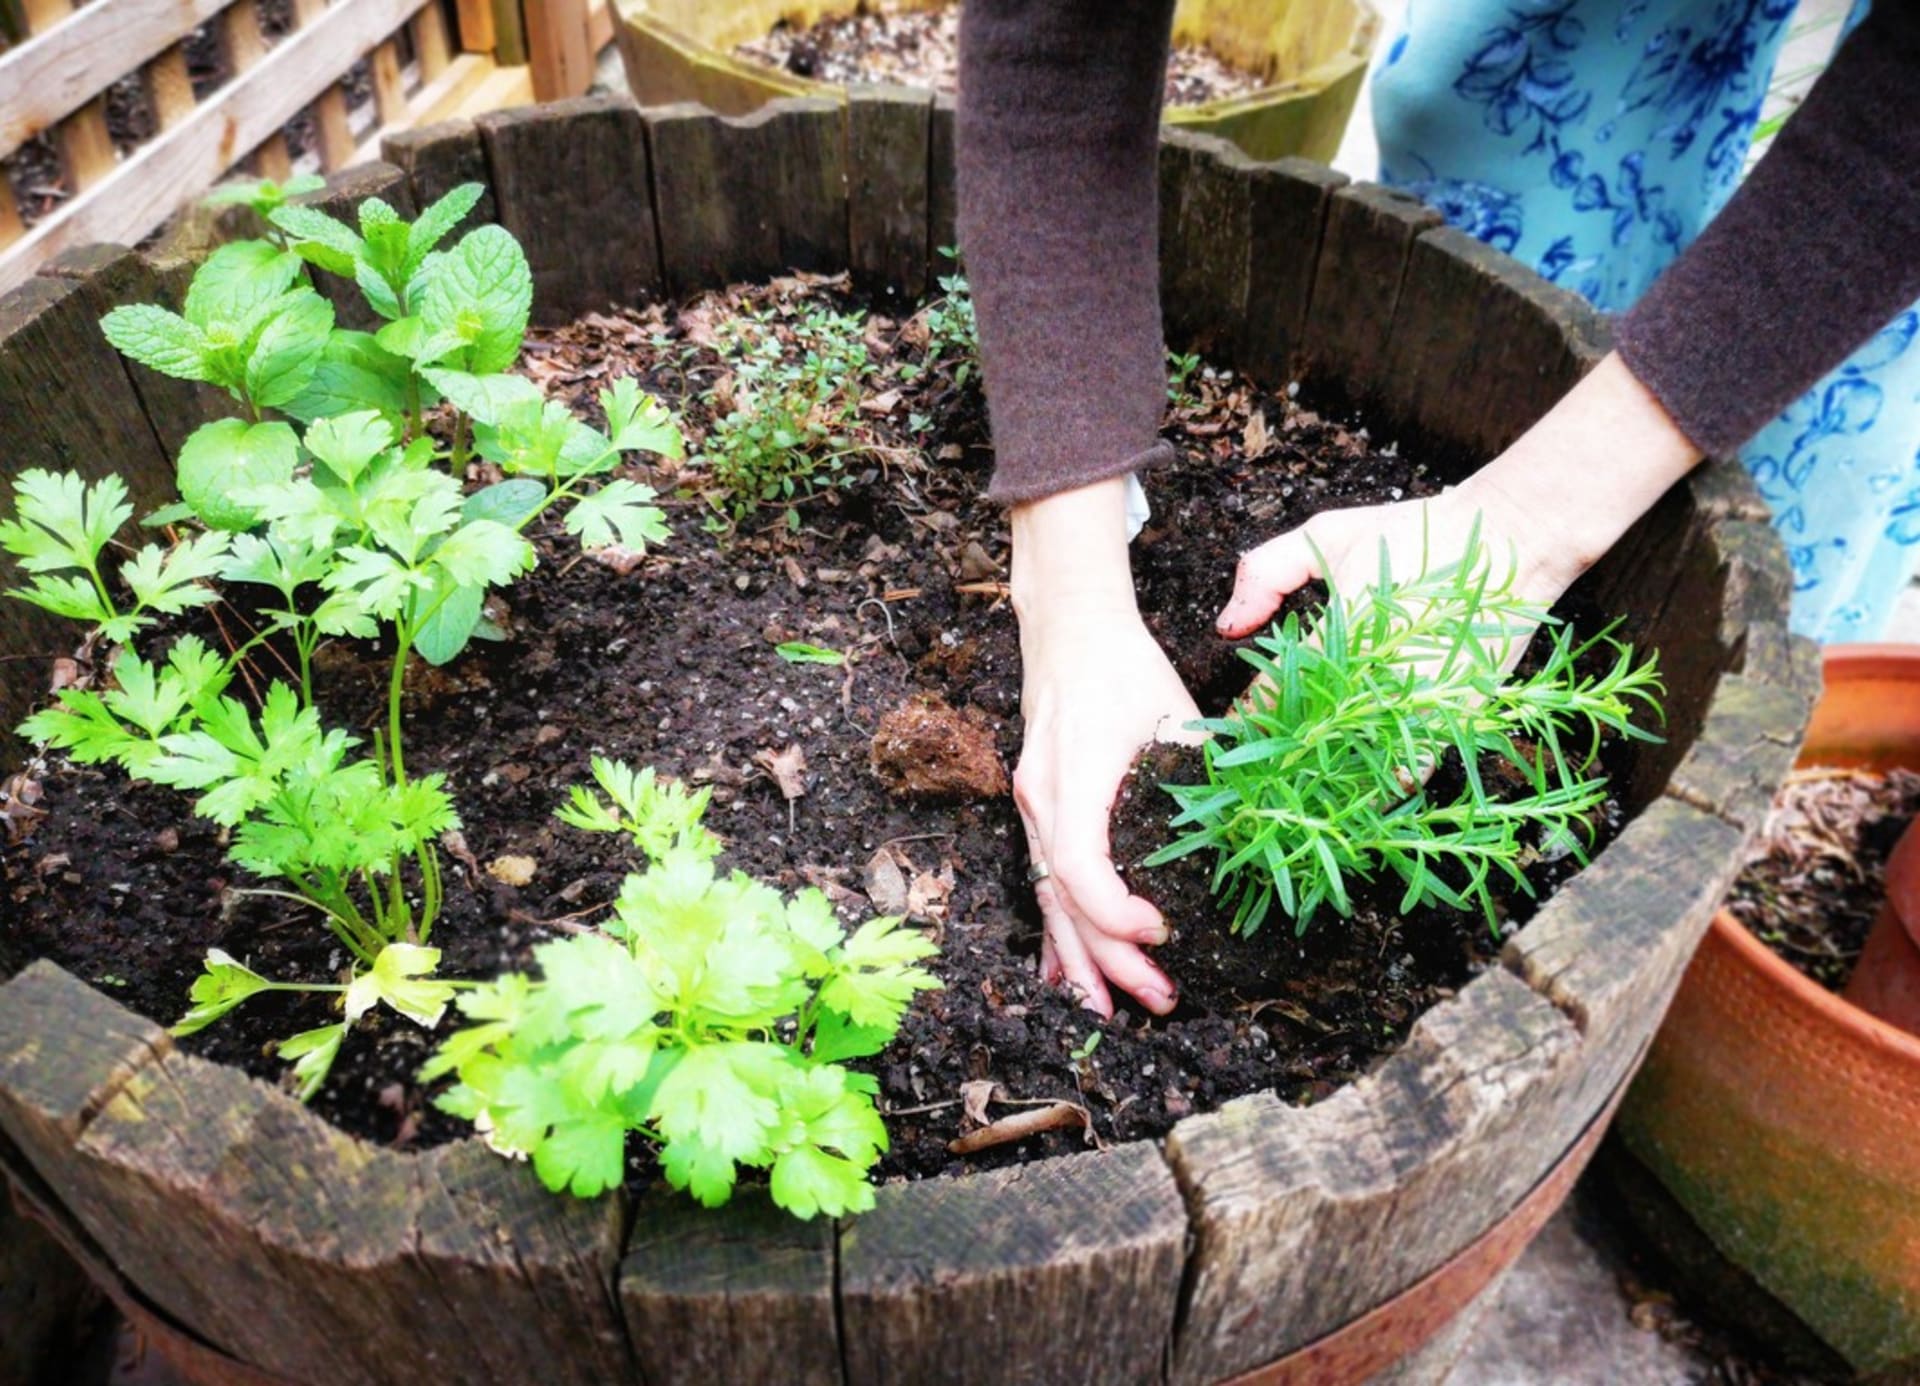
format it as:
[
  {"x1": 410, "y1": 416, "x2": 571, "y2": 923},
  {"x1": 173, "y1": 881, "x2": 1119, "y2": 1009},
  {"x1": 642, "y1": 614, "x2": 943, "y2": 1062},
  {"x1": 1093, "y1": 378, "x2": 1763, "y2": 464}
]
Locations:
[{"x1": 1145, "y1": 523, "x2": 1665, "y2": 935}]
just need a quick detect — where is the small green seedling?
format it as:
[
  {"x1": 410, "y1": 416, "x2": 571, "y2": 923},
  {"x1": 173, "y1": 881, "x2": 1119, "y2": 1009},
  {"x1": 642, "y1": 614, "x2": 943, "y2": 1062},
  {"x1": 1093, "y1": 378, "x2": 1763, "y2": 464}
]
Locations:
[
  {"x1": 775, "y1": 641, "x2": 847, "y2": 666},
  {"x1": 1146, "y1": 522, "x2": 1664, "y2": 936}
]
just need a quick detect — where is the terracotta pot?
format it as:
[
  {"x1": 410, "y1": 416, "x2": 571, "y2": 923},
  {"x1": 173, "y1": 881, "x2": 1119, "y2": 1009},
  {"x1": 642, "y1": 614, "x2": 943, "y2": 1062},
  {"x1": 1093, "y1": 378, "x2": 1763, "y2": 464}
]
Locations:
[
  {"x1": 1843, "y1": 817, "x2": 1920, "y2": 1035},
  {"x1": 1618, "y1": 644, "x2": 1920, "y2": 1379}
]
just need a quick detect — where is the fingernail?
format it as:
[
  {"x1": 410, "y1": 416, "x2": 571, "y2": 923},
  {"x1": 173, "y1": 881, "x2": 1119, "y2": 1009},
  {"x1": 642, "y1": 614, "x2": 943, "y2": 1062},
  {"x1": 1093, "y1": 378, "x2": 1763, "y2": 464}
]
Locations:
[
  {"x1": 1143, "y1": 986, "x2": 1173, "y2": 1011},
  {"x1": 1138, "y1": 925, "x2": 1170, "y2": 947}
]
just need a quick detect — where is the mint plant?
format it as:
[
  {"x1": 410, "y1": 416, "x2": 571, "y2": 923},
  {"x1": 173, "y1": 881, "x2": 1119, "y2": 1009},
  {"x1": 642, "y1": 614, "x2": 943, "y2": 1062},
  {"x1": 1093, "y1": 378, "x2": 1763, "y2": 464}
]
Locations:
[
  {"x1": 1145, "y1": 528, "x2": 1664, "y2": 935},
  {"x1": 427, "y1": 762, "x2": 940, "y2": 1216},
  {"x1": 7, "y1": 182, "x2": 684, "y2": 1097}
]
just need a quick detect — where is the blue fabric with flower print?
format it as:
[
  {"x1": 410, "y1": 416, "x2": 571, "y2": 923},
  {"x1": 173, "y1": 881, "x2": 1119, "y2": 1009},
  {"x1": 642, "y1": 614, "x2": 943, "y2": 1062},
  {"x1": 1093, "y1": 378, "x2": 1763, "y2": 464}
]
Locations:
[{"x1": 1373, "y1": 0, "x2": 1920, "y2": 643}]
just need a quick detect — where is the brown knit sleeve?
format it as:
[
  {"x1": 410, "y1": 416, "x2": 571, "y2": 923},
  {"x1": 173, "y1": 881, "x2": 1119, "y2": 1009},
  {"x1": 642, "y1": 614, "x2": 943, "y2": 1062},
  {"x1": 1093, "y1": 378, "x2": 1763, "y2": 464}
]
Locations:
[
  {"x1": 956, "y1": 0, "x2": 1177, "y2": 503},
  {"x1": 1615, "y1": 1, "x2": 1920, "y2": 458}
]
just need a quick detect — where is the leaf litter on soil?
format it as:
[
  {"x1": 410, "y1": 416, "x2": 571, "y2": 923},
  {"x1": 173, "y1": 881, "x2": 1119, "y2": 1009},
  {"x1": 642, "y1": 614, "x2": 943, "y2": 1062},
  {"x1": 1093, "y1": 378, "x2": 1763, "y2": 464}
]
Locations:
[{"x1": 3, "y1": 269, "x2": 1637, "y2": 1188}]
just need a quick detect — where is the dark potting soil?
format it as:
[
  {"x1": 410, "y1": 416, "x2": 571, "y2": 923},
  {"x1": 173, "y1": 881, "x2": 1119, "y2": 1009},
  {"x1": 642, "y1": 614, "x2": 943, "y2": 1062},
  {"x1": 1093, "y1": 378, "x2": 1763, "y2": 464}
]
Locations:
[
  {"x1": 2, "y1": 272, "x2": 1630, "y2": 1187},
  {"x1": 1725, "y1": 765, "x2": 1920, "y2": 993},
  {"x1": 733, "y1": 2, "x2": 1270, "y2": 108}
]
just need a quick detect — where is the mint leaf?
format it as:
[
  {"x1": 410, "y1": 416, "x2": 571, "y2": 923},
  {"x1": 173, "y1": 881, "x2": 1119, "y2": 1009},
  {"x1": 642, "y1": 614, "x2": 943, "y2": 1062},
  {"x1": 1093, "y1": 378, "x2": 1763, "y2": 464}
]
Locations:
[
  {"x1": 176, "y1": 419, "x2": 299, "y2": 530},
  {"x1": 245, "y1": 289, "x2": 334, "y2": 409},
  {"x1": 404, "y1": 183, "x2": 486, "y2": 276},
  {"x1": 184, "y1": 240, "x2": 302, "y2": 327},
  {"x1": 100, "y1": 305, "x2": 211, "y2": 381},
  {"x1": 281, "y1": 330, "x2": 413, "y2": 425},
  {"x1": 463, "y1": 478, "x2": 548, "y2": 527},
  {"x1": 408, "y1": 569, "x2": 485, "y2": 666},
  {"x1": 421, "y1": 225, "x2": 531, "y2": 375}
]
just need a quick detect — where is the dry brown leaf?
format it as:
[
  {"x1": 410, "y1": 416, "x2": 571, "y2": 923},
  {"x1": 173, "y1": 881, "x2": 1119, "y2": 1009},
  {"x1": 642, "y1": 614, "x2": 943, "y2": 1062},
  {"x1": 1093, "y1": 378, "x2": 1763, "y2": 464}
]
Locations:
[
  {"x1": 799, "y1": 864, "x2": 865, "y2": 909},
  {"x1": 960, "y1": 1079, "x2": 999, "y2": 1125},
  {"x1": 754, "y1": 745, "x2": 809, "y2": 800},
  {"x1": 860, "y1": 387, "x2": 902, "y2": 415},
  {"x1": 487, "y1": 854, "x2": 538, "y2": 887},
  {"x1": 948, "y1": 1101, "x2": 1090, "y2": 1155},
  {"x1": 589, "y1": 544, "x2": 646, "y2": 576},
  {"x1": 1242, "y1": 408, "x2": 1272, "y2": 458},
  {"x1": 906, "y1": 857, "x2": 955, "y2": 923},
  {"x1": 864, "y1": 844, "x2": 910, "y2": 916}
]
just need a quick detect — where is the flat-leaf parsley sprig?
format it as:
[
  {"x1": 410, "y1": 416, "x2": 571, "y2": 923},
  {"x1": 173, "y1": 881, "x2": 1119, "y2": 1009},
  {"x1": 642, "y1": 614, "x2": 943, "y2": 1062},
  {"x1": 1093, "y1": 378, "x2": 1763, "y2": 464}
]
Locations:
[{"x1": 1145, "y1": 522, "x2": 1664, "y2": 936}]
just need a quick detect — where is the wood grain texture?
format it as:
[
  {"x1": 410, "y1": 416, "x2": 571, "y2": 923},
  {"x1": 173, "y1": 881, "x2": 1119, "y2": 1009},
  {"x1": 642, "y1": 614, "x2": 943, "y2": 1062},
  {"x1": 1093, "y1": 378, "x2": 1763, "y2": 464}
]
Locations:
[
  {"x1": 1501, "y1": 796, "x2": 1746, "y2": 1153},
  {"x1": 40, "y1": 242, "x2": 228, "y2": 457},
  {"x1": 847, "y1": 84, "x2": 932, "y2": 305},
  {"x1": 840, "y1": 1142, "x2": 1187, "y2": 1386},
  {"x1": 1381, "y1": 225, "x2": 1606, "y2": 465},
  {"x1": 620, "y1": 1189, "x2": 841, "y2": 1386},
  {"x1": 1240, "y1": 155, "x2": 1348, "y2": 388},
  {"x1": 646, "y1": 100, "x2": 847, "y2": 296},
  {"x1": 0, "y1": 0, "x2": 438, "y2": 292},
  {"x1": 928, "y1": 91, "x2": 958, "y2": 256},
  {"x1": 1295, "y1": 182, "x2": 1441, "y2": 426},
  {"x1": 479, "y1": 96, "x2": 662, "y2": 323},
  {"x1": 0, "y1": 0, "x2": 229, "y2": 160},
  {"x1": 1160, "y1": 129, "x2": 1256, "y2": 360},
  {"x1": 0, "y1": 270, "x2": 175, "y2": 769},
  {"x1": 1167, "y1": 967, "x2": 1586, "y2": 1384},
  {"x1": 0, "y1": 963, "x2": 171, "y2": 1186},
  {"x1": 382, "y1": 118, "x2": 498, "y2": 230}
]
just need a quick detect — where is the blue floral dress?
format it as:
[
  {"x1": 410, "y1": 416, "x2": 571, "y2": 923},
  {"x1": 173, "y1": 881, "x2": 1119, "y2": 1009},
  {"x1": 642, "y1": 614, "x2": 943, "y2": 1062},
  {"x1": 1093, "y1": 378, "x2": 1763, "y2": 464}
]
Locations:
[{"x1": 1373, "y1": 0, "x2": 1920, "y2": 642}]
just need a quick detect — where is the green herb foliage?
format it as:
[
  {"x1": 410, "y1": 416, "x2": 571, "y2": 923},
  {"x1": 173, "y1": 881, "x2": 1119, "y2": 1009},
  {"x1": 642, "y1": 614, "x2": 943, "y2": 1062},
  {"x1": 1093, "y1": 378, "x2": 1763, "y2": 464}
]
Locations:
[
  {"x1": 5, "y1": 183, "x2": 684, "y2": 1097},
  {"x1": 903, "y1": 246, "x2": 976, "y2": 391},
  {"x1": 1145, "y1": 526, "x2": 1664, "y2": 936},
  {"x1": 426, "y1": 762, "x2": 940, "y2": 1216},
  {"x1": 701, "y1": 303, "x2": 871, "y2": 525}
]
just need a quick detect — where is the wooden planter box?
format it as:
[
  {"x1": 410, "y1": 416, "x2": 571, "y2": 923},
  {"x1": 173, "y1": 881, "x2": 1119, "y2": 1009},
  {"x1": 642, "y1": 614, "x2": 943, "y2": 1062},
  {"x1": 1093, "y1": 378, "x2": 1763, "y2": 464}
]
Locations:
[
  {"x1": 611, "y1": 0, "x2": 1378, "y2": 164},
  {"x1": 0, "y1": 95, "x2": 1816, "y2": 1386}
]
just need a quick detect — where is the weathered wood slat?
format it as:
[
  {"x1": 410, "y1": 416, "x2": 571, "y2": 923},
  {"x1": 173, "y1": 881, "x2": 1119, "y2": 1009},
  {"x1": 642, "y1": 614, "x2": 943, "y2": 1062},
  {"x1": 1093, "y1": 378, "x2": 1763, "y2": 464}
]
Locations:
[
  {"x1": 0, "y1": 963, "x2": 171, "y2": 1190},
  {"x1": 411, "y1": 2, "x2": 456, "y2": 80},
  {"x1": 620, "y1": 1189, "x2": 841, "y2": 1386},
  {"x1": 479, "y1": 96, "x2": 663, "y2": 323},
  {"x1": 1381, "y1": 225, "x2": 1607, "y2": 465},
  {"x1": 1160, "y1": 129, "x2": 1256, "y2": 361},
  {"x1": 645, "y1": 100, "x2": 847, "y2": 297},
  {"x1": 928, "y1": 91, "x2": 957, "y2": 257},
  {"x1": 40, "y1": 242, "x2": 229, "y2": 458},
  {"x1": 1295, "y1": 182, "x2": 1441, "y2": 427},
  {"x1": 0, "y1": 0, "x2": 229, "y2": 161},
  {"x1": 1167, "y1": 967, "x2": 1588, "y2": 1383},
  {"x1": 847, "y1": 84, "x2": 932, "y2": 305},
  {"x1": 383, "y1": 118, "x2": 498, "y2": 230},
  {"x1": 0, "y1": 0, "x2": 438, "y2": 293},
  {"x1": 840, "y1": 1142, "x2": 1186, "y2": 1386},
  {"x1": 141, "y1": 44, "x2": 199, "y2": 134},
  {"x1": 1238, "y1": 156, "x2": 1348, "y2": 389}
]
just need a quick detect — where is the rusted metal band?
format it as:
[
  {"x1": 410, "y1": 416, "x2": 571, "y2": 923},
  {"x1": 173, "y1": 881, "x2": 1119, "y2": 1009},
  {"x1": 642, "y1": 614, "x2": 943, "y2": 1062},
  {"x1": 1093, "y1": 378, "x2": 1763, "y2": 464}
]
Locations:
[{"x1": 1220, "y1": 1066, "x2": 1635, "y2": 1386}]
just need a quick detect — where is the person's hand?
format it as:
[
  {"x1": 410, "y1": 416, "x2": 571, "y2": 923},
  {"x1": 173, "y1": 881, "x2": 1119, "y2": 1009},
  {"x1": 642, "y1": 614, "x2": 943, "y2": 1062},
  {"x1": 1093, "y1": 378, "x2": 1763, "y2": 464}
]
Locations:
[
  {"x1": 1219, "y1": 352, "x2": 1705, "y2": 648},
  {"x1": 1016, "y1": 595, "x2": 1199, "y2": 1017},
  {"x1": 1009, "y1": 477, "x2": 1197, "y2": 1018}
]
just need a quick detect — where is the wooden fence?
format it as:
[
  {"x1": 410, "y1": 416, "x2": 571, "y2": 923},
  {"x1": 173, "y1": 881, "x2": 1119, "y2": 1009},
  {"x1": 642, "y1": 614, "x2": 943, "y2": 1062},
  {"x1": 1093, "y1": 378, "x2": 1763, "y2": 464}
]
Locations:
[{"x1": 0, "y1": 0, "x2": 611, "y2": 293}]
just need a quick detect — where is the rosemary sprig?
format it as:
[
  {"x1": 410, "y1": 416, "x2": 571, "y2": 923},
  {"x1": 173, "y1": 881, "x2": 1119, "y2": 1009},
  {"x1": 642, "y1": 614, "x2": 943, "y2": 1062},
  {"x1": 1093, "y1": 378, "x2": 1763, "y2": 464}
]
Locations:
[{"x1": 1145, "y1": 521, "x2": 1665, "y2": 936}]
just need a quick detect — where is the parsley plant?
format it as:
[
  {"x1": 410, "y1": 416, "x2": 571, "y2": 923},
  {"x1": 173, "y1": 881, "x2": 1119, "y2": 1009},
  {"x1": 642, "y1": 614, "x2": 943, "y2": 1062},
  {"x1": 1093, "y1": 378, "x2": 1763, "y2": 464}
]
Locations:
[
  {"x1": 427, "y1": 761, "x2": 940, "y2": 1216},
  {"x1": 5, "y1": 184, "x2": 683, "y2": 1095}
]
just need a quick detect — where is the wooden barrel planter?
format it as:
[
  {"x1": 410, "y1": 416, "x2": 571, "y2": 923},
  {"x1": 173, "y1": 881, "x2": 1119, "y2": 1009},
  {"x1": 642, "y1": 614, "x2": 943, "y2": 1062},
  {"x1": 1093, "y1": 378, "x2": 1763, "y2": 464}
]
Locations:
[
  {"x1": 610, "y1": 0, "x2": 1379, "y2": 164},
  {"x1": 0, "y1": 95, "x2": 1816, "y2": 1386}
]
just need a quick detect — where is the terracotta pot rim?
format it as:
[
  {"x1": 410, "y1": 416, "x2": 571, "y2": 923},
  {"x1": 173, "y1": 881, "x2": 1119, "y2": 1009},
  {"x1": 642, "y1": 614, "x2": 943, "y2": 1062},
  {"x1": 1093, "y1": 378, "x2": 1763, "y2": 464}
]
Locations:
[{"x1": 1723, "y1": 641, "x2": 1920, "y2": 1060}]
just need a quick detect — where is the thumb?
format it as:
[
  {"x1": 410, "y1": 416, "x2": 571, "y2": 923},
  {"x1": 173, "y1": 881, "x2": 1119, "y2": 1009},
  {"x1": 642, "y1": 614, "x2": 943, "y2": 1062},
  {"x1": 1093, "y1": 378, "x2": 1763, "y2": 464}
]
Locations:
[{"x1": 1217, "y1": 530, "x2": 1320, "y2": 638}]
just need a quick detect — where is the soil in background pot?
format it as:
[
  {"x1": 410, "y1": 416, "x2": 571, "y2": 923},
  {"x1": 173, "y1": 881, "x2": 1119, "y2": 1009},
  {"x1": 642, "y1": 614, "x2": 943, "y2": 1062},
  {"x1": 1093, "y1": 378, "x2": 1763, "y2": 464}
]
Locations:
[
  {"x1": 1724, "y1": 766, "x2": 1920, "y2": 993},
  {"x1": 3, "y1": 271, "x2": 1636, "y2": 1187}
]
